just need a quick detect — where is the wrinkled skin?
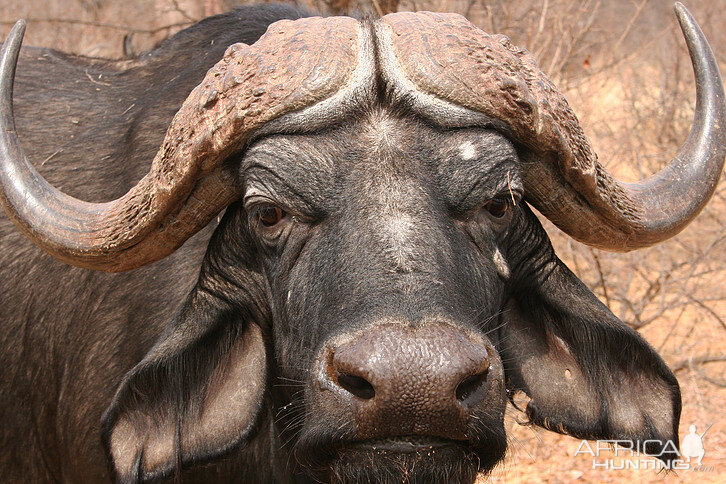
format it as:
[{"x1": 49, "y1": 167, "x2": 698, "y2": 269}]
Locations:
[
  {"x1": 249, "y1": 110, "x2": 517, "y2": 481},
  {"x1": 1, "y1": 6, "x2": 681, "y2": 484}
]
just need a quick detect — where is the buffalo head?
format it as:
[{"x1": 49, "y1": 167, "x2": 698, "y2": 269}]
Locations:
[{"x1": 0, "y1": 3, "x2": 723, "y2": 483}]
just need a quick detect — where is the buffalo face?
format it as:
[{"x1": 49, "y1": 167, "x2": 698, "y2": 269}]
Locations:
[
  {"x1": 1, "y1": 5, "x2": 721, "y2": 484},
  {"x1": 98, "y1": 108, "x2": 681, "y2": 483},
  {"x1": 251, "y1": 113, "x2": 517, "y2": 481},
  {"x1": 235, "y1": 110, "x2": 680, "y2": 482}
]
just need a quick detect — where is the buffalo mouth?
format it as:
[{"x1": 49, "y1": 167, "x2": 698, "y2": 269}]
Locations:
[
  {"x1": 298, "y1": 435, "x2": 502, "y2": 484},
  {"x1": 344, "y1": 436, "x2": 463, "y2": 453}
]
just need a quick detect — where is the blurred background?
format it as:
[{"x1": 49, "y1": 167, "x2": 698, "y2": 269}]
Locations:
[{"x1": 1, "y1": 1, "x2": 724, "y2": 482}]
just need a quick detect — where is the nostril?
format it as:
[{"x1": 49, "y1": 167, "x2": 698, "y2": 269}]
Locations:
[
  {"x1": 456, "y1": 369, "x2": 488, "y2": 403},
  {"x1": 337, "y1": 373, "x2": 375, "y2": 400}
]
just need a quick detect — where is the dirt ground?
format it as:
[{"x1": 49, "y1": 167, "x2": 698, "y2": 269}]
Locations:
[{"x1": 1, "y1": 1, "x2": 724, "y2": 483}]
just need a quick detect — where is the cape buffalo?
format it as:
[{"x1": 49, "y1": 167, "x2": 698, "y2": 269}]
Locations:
[{"x1": 0, "y1": 3, "x2": 723, "y2": 483}]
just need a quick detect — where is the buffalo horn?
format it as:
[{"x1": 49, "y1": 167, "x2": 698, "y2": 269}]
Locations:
[
  {"x1": 530, "y1": 2, "x2": 726, "y2": 250},
  {"x1": 0, "y1": 17, "x2": 362, "y2": 271},
  {"x1": 376, "y1": 3, "x2": 725, "y2": 250}
]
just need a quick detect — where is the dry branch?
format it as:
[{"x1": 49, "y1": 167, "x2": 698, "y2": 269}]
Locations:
[{"x1": 0, "y1": 17, "x2": 194, "y2": 35}]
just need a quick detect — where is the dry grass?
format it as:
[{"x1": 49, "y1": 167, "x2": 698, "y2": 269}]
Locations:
[{"x1": 1, "y1": 0, "x2": 724, "y2": 482}]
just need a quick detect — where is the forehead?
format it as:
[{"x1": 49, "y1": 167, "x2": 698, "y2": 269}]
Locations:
[{"x1": 244, "y1": 107, "x2": 519, "y2": 183}]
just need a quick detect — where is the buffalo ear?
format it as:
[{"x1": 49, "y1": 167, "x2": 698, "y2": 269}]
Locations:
[
  {"x1": 499, "y1": 256, "x2": 681, "y2": 460},
  {"x1": 101, "y1": 292, "x2": 267, "y2": 483}
]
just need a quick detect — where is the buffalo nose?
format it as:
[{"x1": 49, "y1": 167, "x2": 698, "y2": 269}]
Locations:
[{"x1": 321, "y1": 321, "x2": 499, "y2": 440}]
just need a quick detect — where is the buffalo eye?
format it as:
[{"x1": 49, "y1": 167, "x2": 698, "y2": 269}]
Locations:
[
  {"x1": 483, "y1": 196, "x2": 510, "y2": 219},
  {"x1": 256, "y1": 205, "x2": 285, "y2": 227}
]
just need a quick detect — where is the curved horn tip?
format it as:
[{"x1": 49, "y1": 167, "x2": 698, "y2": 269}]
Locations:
[
  {"x1": 673, "y1": 2, "x2": 688, "y2": 16},
  {"x1": 4, "y1": 19, "x2": 26, "y2": 41},
  {"x1": 1, "y1": 20, "x2": 26, "y2": 65},
  {"x1": 673, "y1": 3, "x2": 698, "y2": 31}
]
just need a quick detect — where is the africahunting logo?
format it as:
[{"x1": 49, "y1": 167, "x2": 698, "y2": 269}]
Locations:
[{"x1": 573, "y1": 423, "x2": 715, "y2": 472}]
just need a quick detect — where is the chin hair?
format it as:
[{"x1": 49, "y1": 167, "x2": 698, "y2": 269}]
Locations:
[{"x1": 326, "y1": 447, "x2": 480, "y2": 484}]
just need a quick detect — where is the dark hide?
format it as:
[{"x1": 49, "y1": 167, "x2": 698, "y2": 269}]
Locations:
[
  {"x1": 1, "y1": 6, "x2": 681, "y2": 484},
  {"x1": 0, "y1": 5, "x2": 305, "y2": 483}
]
